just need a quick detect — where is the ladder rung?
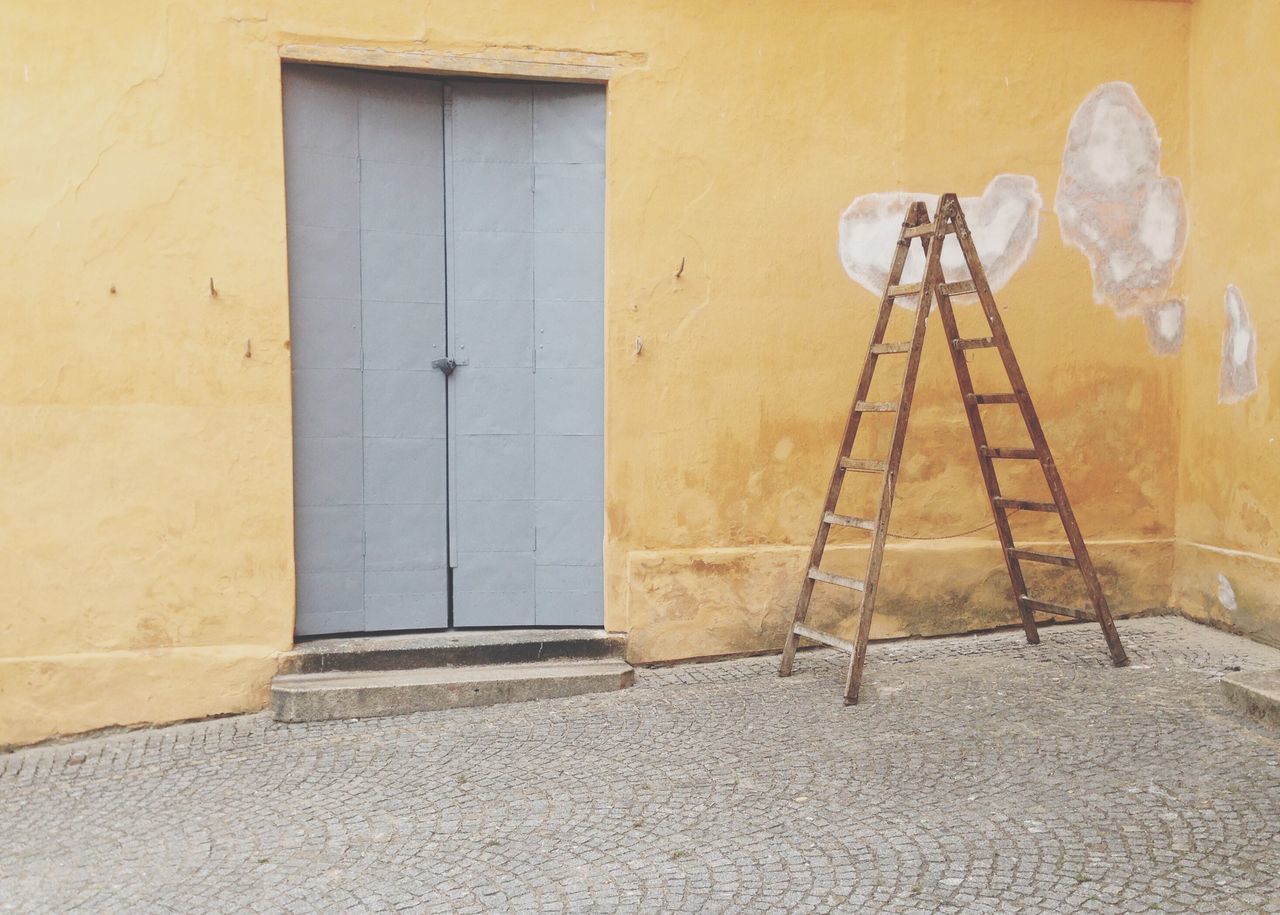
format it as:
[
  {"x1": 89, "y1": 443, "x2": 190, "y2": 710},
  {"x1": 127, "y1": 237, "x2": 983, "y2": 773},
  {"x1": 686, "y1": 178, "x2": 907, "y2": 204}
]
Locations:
[
  {"x1": 1009, "y1": 548, "x2": 1078, "y2": 568},
  {"x1": 981, "y1": 446, "x2": 1039, "y2": 460},
  {"x1": 839, "y1": 457, "x2": 887, "y2": 473},
  {"x1": 969, "y1": 393, "x2": 1019, "y2": 405},
  {"x1": 1019, "y1": 596, "x2": 1096, "y2": 622},
  {"x1": 807, "y1": 567, "x2": 866, "y2": 591},
  {"x1": 993, "y1": 497, "x2": 1058, "y2": 513},
  {"x1": 870, "y1": 341, "x2": 912, "y2": 355},
  {"x1": 793, "y1": 623, "x2": 854, "y2": 653},
  {"x1": 854, "y1": 401, "x2": 898, "y2": 413},
  {"x1": 940, "y1": 280, "x2": 976, "y2": 296},
  {"x1": 886, "y1": 283, "x2": 922, "y2": 297},
  {"x1": 823, "y1": 511, "x2": 876, "y2": 531},
  {"x1": 903, "y1": 221, "x2": 947, "y2": 238},
  {"x1": 953, "y1": 337, "x2": 996, "y2": 350}
]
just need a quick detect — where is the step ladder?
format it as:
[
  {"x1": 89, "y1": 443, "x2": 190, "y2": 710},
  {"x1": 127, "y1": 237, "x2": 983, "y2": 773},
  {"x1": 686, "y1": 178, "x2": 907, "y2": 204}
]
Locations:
[{"x1": 778, "y1": 194, "x2": 1127, "y2": 704}]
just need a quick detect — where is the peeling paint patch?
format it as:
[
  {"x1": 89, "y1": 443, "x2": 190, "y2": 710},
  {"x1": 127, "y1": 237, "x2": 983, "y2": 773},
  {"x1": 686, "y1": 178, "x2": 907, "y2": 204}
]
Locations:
[
  {"x1": 1142, "y1": 298, "x2": 1184, "y2": 356},
  {"x1": 837, "y1": 175, "x2": 1041, "y2": 308},
  {"x1": 1219, "y1": 284, "x2": 1258, "y2": 404},
  {"x1": 1216, "y1": 573, "x2": 1238, "y2": 612},
  {"x1": 1055, "y1": 82, "x2": 1187, "y2": 333}
]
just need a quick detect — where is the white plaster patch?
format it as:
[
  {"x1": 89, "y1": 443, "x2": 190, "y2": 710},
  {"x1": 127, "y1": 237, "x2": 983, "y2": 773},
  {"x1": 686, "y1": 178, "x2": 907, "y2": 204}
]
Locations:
[
  {"x1": 1216, "y1": 573, "x2": 1238, "y2": 612},
  {"x1": 1109, "y1": 251, "x2": 1137, "y2": 284},
  {"x1": 1083, "y1": 95, "x2": 1155, "y2": 187},
  {"x1": 1218, "y1": 284, "x2": 1258, "y2": 404},
  {"x1": 1232, "y1": 330, "x2": 1250, "y2": 365},
  {"x1": 1139, "y1": 181, "x2": 1182, "y2": 264},
  {"x1": 1142, "y1": 298, "x2": 1184, "y2": 356},
  {"x1": 1055, "y1": 82, "x2": 1188, "y2": 336},
  {"x1": 837, "y1": 175, "x2": 1041, "y2": 309}
]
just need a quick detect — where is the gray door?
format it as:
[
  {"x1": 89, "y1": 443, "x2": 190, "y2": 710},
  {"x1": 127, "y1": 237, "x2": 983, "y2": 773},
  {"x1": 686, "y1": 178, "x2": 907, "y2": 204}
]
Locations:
[
  {"x1": 284, "y1": 66, "x2": 604, "y2": 635},
  {"x1": 285, "y1": 66, "x2": 450, "y2": 637},
  {"x1": 447, "y1": 81, "x2": 605, "y2": 627}
]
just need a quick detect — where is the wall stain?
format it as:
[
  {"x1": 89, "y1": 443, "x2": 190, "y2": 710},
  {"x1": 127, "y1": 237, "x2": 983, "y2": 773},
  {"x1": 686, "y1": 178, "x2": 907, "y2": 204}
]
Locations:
[
  {"x1": 1218, "y1": 284, "x2": 1258, "y2": 403},
  {"x1": 1216, "y1": 573, "x2": 1238, "y2": 612},
  {"x1": 1143, "y1": 298, "x2": 1185, "y2": 356},
  {"x1": 1055, "y1": 82, "x2": 1188, "y2": 353},
  {"x1": 837, "y1": 175, "x2": 1041, "y2": 308}
]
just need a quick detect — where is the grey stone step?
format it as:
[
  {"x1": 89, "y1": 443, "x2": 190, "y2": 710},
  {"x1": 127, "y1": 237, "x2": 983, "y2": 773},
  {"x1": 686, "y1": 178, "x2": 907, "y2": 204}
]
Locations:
[
  {"x1": 271, "y1": 659, "x2": 634, "y2": 723},
  {"x1": 279, "y1": 628, "x2": 624, "y2": 675},
  {"x1": 1220, "y1": 669, "x2": 1280, "y2": 729}
]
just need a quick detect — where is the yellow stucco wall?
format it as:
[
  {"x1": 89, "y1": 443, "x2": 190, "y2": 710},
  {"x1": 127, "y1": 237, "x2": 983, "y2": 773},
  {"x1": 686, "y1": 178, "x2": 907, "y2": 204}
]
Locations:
[
  {"x1": 1, "y1": 0, "x2": 1195, "y2": 746},
  {"x1": 1175, "y1": 0, "x2": 1280, "y2": 646}
]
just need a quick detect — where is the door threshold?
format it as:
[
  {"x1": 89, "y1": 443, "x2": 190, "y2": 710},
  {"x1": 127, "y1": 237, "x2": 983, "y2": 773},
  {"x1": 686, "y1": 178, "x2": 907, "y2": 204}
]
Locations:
[{"x1": 280, "y1": 628, "x2": 624, "y2": 675}]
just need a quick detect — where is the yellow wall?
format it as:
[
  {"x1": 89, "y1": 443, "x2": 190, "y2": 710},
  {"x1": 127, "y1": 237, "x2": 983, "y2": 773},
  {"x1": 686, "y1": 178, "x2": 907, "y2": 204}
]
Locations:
[
  {"x1": 1176, "y1": 0, "x2": 1280, "y2": 644},
  {"x1": 0, "y1": 0, "x2": 1195, "y2": 746}
]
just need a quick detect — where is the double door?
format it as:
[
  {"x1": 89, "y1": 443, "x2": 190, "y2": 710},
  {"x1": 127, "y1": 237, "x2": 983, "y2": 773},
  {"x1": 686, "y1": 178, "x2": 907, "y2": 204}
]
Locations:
[{"x1": 283, "y1": 65, "x2": 604, "y2": 635}]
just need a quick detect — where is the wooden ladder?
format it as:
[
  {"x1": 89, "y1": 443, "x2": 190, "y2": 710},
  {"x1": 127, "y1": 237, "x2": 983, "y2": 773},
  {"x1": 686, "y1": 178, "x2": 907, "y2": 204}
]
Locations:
[{"x1": 778, "y1": 194, "x2": 1128, "y2": 704}]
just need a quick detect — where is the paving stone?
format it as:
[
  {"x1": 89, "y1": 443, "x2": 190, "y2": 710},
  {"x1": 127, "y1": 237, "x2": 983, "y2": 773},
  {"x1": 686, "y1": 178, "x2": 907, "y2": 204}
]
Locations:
[{"x1": 1, "y1": 618, "x2": 1279, "y2": 913}]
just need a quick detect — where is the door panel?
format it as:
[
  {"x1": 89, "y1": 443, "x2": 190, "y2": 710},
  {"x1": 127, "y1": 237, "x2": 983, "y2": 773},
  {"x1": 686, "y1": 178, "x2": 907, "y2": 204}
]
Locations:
[
  {"x1": 447, "y1": 82, "x2": 538, "y2": 627},
  {"x1": 448, "y1": 81, "x2": 605, "y2": 628},
  {"x1": 285, "y1": 65, "x2": 449, "y2": 636},
  {"x1": 530, "y1": 85, "x2": 606, "y2": 627}
]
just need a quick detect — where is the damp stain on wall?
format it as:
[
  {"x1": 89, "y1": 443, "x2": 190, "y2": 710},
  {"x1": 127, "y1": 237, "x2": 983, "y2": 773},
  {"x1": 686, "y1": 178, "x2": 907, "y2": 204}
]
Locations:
[
  {"x1": 1055, "y1": 82, "x2": 1188, "y2": 354},
  {"x1": 837, "y1": 174, "x2": 1041, "y2": 308},
  {"x1": 1219, "y1": 283, "x2": 1259, "y2": 404}
]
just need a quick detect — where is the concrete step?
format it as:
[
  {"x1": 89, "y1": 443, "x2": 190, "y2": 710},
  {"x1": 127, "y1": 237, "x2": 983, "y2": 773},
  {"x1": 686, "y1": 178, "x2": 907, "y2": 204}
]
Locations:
[
  {"x1": 271, "y1": 659, "x2": 634, "y2": 723},
  {"x1": 279, "y1": 628, "x2": 624, "y2": 675},
  {"x1": 1221, "y1": 669, "x2": 1280, "y2": 729}
]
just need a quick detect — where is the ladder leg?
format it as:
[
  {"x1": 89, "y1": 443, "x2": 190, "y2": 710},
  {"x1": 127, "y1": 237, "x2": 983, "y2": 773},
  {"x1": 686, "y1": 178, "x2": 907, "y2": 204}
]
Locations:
[
  {"x1": 1084, "y1": 572, "x2": 1129, "y2": 665},
  {"x1": 933, "y1": 278, "x2": 1039, "y2": 645},
  {"x1": 1037, "y1": 451, "x2": 1128, "y2": 664},
  {"x1": 780, "y1": 202, "x2": 930, "y2": 679},
  {"x1": 780, "y1": 580, "x2": 816, "y2": 676},
  {"x1": 945, "y1": 193, "x2": 1125, "y2": 664},
  {"x1": 844, "y1": 215, "x2": 944, "y2": 704}
]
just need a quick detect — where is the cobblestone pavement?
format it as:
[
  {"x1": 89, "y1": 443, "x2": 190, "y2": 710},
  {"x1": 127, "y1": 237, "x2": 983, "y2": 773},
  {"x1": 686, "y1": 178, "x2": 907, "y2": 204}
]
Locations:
[{"x1": 3, "y1": 618, "x2": 1280, "y2": 914}]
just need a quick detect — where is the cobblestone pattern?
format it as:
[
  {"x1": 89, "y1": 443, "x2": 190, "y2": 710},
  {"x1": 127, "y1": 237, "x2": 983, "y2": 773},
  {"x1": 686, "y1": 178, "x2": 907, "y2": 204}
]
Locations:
[{"x1": 2, "y1": 618, "x2": 1279, "y2": 914}]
